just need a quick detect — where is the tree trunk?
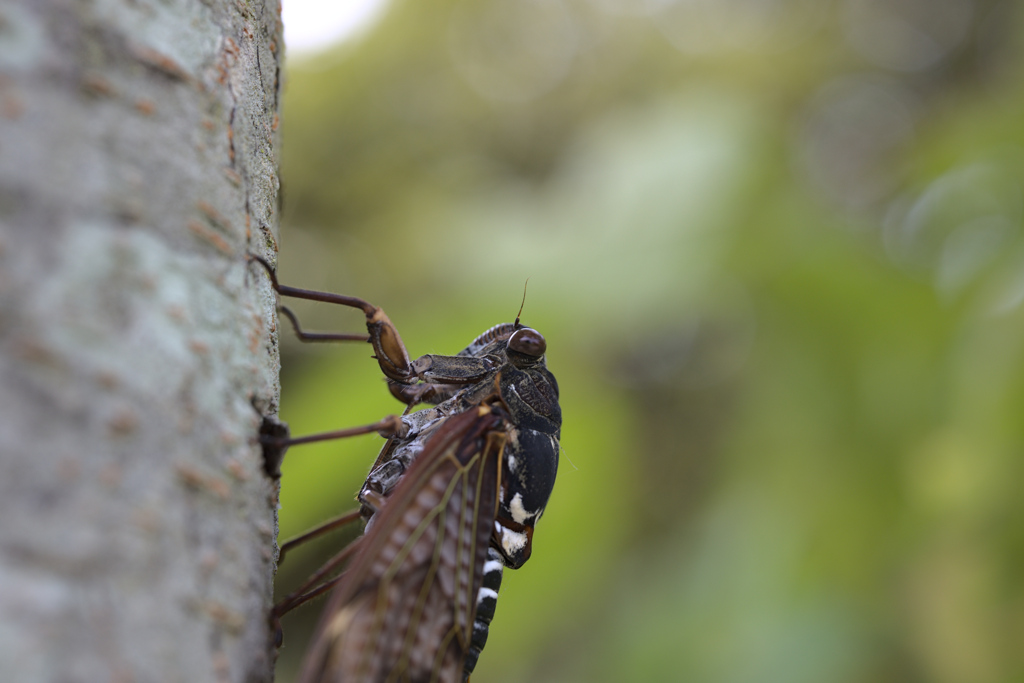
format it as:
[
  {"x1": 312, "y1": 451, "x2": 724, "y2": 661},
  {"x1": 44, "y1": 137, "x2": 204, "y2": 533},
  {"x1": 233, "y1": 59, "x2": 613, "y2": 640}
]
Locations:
[{"x1": 0, "y1": 1, "x2": 283, "y2": 681}]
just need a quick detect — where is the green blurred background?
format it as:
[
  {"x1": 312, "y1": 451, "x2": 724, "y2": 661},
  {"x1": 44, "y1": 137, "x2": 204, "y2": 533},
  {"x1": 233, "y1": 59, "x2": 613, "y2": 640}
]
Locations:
[{"x1": 271, "y1": 1, "x2": 1024, "y2": 681}]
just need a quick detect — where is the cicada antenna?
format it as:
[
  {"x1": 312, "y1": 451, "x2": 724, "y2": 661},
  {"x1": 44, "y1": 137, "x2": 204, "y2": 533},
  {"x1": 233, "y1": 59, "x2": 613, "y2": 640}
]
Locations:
[{"x1": 514, "y1": 278, "x2": 530, "y2": 329}]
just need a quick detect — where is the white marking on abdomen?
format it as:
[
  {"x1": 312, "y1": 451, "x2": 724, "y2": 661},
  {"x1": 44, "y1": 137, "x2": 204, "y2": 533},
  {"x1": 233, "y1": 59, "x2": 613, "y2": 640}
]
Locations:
[
  {"x1": 497, "y1": 524, "x2": 528, "y2": 557},
  {"x1": 509, "y1": 492, "x2": 531, "y2": 524}
]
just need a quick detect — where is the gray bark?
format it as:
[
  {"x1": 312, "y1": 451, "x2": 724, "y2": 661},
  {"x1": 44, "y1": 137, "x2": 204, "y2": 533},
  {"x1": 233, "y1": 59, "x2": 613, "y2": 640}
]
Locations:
[{"x1": 0, "y1": 0, "x2": 283, "y2": 681}]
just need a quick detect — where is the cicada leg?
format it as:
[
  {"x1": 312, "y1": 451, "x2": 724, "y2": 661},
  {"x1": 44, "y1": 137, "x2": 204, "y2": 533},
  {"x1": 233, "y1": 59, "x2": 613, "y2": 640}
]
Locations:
[
  {"x1": 270, "y1": 537, "x2": 363, "y2": 649},
  {"x1": 249, "y1": 255, "x2": 500, "y2": 408},
  {"x1": 278, "y1": 306, "x2": 369, "y2": 343},
  {"x1": 277, "y1": 508, "x2": 363, "y2": 567},
  {"x1": 258, "y1": 413, "x2": 406, "y2": 482},
  {"x1": 262, "y1": 414, "x2": 406, "y2": 450},
  {"x1": 248, "y1": 255, "x2": 417, "y2": 386},
  {"x1": 274, "y1": 538, "x2": 362, "y2": 617}
]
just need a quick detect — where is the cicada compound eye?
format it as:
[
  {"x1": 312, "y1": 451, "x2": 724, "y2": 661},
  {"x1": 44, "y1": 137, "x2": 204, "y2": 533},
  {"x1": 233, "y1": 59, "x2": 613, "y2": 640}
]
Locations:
[{"x1": 508, "y1": 328, "x2": 546, "y2": 358}]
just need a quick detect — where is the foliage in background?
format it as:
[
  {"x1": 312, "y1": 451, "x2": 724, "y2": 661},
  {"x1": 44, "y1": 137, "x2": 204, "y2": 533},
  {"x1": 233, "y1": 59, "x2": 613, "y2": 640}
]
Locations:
[{"x1": 273, "y1": 1, "x2": 1024, "y2": 681}]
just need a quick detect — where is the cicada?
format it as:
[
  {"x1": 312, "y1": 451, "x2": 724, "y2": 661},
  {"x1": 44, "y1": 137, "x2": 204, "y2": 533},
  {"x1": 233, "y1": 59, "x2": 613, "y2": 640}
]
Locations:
[{"x1": 254, "y1": 259, "x2": 561, "y2": 682}]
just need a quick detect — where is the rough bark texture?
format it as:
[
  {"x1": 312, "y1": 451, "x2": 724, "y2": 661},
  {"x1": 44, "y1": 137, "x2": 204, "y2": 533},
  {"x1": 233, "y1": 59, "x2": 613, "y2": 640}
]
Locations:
[{"x1": 0, "y1": 0, "x2": 283, "y2": 681}]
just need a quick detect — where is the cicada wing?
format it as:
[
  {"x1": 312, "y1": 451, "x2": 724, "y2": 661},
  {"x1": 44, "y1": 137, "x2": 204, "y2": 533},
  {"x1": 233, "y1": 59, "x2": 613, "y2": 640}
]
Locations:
[{"x1": 298, "y1": 406, "x2": 507, "y2": 683}]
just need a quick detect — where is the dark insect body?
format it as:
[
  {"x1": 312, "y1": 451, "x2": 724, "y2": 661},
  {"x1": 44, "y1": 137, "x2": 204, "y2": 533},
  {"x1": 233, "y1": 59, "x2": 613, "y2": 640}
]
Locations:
[{"x1": 254, "y1": 258, "x2": 560, "y2": 682}]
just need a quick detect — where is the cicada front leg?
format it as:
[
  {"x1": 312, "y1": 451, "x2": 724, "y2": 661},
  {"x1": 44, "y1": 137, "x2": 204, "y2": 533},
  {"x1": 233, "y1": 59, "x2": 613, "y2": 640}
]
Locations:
[
  {"x1": 248, "y1": 255, "x2": 419, "y2": 389},
  {"x1": 249, "y1": 255, "x2": 501, "y2": 407}
]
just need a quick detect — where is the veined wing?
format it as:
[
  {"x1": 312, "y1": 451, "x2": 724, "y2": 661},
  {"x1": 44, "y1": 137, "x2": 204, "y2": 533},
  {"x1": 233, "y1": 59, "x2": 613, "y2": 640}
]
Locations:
[{"x1": 298, "y1": 404, "x2": 508, "y2": 683}]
